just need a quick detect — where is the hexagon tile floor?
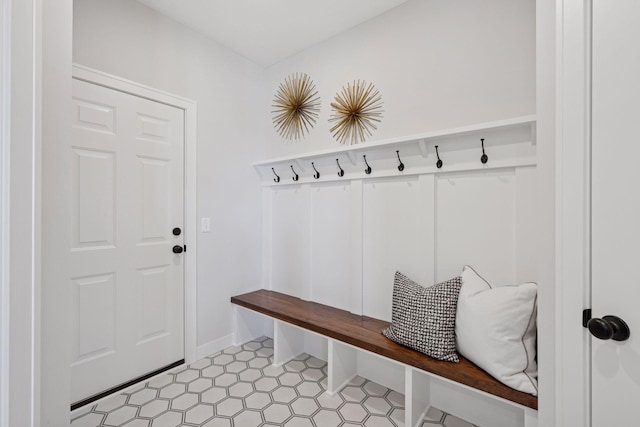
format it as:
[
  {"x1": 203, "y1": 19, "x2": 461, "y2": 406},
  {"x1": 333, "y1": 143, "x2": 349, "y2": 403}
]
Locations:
[{"x1": 71, "y1": 337, "x2": 477, "y2": 427}]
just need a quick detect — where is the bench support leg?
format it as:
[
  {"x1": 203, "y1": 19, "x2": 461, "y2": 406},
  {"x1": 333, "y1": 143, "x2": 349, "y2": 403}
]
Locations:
[
  {"x1": 524, "y1": 407, "x2": 538, "y2": 427},
  {"x1": 327, "y1": 340, "x2": 357, "y2": 395},
  {"x1": 405, "y1": 367, "x2": 431, "y2": 427},
  {"x1": 273, "y1": 320, "x2": 305, "y2": 366},
  {"x1": 233, "y1": 305, "x2": 272, "y2": 346}
]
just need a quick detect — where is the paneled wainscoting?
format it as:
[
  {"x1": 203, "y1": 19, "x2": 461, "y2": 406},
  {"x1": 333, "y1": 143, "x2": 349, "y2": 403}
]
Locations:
[
  {"x1": 256, "y1": 117, "x2": 537, "y2": 322},
  {"x1": 71, "y1": 337, "x2": 476, "y2": 427},
  {"x1": 246, "y1": 116, "x2": 539, "y2": 426}
]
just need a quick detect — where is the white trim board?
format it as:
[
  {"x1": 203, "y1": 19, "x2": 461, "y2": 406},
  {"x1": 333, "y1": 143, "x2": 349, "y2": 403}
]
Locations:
[
  {"x1": 2, "y1": 0, "x2": 41, "y2": 425},
  {"x1": 196, "y1": 334, "x2": 235, "y2": 360},
  {"x1": 71, "y1": 64, "x2": 199, "y2": 364},
  {"x1": 259, "y1": 160, "x2": 537, "y2": 187},
  {"x1": 555, "y1": 0, "x2": 592, "y2": 425},
  {"x1": 253, "y1": 115, "x2": 537, "y2": 167},
  {"x1": 0, "y1": 0, "x2": 10, "y2": 420},
  {"x1": 254, "y1": 118, "x2": 536, "y2": 187}
]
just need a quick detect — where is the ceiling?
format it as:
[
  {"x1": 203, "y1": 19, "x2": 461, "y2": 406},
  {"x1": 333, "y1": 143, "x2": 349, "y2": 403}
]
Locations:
[{"x1": 135, "y1": 0, "x2": 409, "y2": 67}]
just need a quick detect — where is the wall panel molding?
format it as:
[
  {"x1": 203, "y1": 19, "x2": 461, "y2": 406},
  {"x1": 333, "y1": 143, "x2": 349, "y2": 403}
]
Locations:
[{"x1": 262, "y1": 163, "x2": 537, "y2": 319}]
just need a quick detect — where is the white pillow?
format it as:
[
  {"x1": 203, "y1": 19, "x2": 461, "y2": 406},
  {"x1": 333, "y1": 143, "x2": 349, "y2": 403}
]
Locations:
[{"x1": 455, "y1": 266, "x2": 538, "y2": 395}]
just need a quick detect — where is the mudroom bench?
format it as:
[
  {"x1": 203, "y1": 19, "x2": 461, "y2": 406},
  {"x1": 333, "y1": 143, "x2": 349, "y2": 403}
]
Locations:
[{"x1": 231, "y1": 289, "x2": 538, "y2": 427}]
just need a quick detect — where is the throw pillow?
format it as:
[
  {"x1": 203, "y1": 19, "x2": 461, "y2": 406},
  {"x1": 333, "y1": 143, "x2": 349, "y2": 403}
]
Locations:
[
  {"x1": 455, "y1": 265, "x2": 538, "y2": 395},
  {"x1": 382, "y1": 272, "x2": 462, "y2": 362}
]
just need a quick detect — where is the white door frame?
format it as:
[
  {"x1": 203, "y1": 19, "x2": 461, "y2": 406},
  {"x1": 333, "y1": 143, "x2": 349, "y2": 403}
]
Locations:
[
  {"x1": 1, "y1": 0, "x2": 40, "y2": 425},
  {"x1": 0, "y1": 0, "x2": 9, "y2": 421},
  {"x1": 71, "y1": 64, "x2": 199, "y2": 365},
  {"x1": 556, "y1": 0, "x2": 592, "y2": 425}
]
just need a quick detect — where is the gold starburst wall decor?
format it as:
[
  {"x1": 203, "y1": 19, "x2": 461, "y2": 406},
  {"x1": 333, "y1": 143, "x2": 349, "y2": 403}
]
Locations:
[
  {"x1": 272, "y1": 73, "x2": 321, "y2": 141},
  {"x1": 329, "y1": 80, "x2": 384, "y2": 145}
]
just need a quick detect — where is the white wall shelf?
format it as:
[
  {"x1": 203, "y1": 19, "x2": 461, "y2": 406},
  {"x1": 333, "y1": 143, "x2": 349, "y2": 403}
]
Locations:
[{"x1": 254, "y1": 115, "x2": 536, "y2": 186}]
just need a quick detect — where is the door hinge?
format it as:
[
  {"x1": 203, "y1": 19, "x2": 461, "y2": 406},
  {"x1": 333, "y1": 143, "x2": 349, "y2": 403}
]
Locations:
[
  {"x1": 583, "y1": 308, "x2": 592, "y2": 328},
  {"x1": 183, "y1": 245, "x2": 187, "y2": 253}
]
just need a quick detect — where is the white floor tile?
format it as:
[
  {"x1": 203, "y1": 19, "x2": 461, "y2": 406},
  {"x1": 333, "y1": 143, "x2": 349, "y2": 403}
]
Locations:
[{"x1": 74, "y1": 337, "x2": 477, "y2": 427}]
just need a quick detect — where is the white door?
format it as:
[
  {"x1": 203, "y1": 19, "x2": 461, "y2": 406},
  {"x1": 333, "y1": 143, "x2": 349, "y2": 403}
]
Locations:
[
  {"x1": 591, "y1": 1, "x2": 640, "y2": 424},
  {"x1": 70, "y1": 79, "x2": 185, "y2": 404}
]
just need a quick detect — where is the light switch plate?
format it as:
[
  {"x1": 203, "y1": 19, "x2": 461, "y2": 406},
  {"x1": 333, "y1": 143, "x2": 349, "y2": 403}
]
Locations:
[{"x1": 201, "y1": 217, "x2": 210, "y2": 233}]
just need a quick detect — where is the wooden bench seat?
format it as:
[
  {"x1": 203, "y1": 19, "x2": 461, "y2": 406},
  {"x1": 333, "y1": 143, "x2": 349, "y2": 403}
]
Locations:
[{"x1": 231, "y1": 289, "x2": 538, "y2": 410}]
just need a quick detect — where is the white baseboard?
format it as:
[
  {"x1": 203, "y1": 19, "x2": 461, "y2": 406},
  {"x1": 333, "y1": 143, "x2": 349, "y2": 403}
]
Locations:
[{"x1": 196, "y1": 333, "x2": 235, "y2": 360}]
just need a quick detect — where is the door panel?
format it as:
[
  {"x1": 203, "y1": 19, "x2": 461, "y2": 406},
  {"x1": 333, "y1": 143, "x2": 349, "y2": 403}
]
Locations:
[
  {"x1": 71, "y1": 148, "x2": 115, "y2": 248},
  {"x1": 140, "y1": 157, "x2": 171, "y2": 240},
  {"x1": 72, "y1": 274, "x2": 116, "y2": 361},
  {"x1": 70, "y1": 79, "x2": 184, "y2": 403},
  {"x1": 137, "y1": 265, "x2": 170, "y2": 342},
  {"x1": 591, "y1": 1, "x2": 640, "y2": 424}
]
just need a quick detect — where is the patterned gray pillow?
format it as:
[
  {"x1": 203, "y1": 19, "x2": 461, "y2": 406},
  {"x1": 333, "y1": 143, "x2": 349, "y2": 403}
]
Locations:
[{"x1": 382, "y1": 272, "x2": 462, "y2": 362}]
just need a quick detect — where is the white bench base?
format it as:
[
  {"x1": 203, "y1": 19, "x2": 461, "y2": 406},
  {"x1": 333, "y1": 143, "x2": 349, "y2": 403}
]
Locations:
[{"x1": 233, "y1": 305, "x2": 538, "y2": 427}]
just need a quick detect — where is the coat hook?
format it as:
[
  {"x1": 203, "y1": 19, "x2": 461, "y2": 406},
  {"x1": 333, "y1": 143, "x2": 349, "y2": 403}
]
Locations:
[
  {"x1": 363, "y1": 155, "x2": 372, "y2": 175},
  {"x1": 435, "y1": 145, "x2": 443, "y2": 169},
  {"x1": 480, "y1": 138, "x2": 488, "y2": 164},
  {"x1": 336, "y1": 159, "x2": 344, "y2": 177},
  {"x1": 272, "y1": 168, "x2": 280, "y2": 183},
  {"x1": 290, "y1": 165, "x2": 299, "y2": 182},
  {"x1": 312, "y1": 162, "x2": 320, "y2": 179},
  {"x1": 396, "y1": 150, "x2": 405, "y2": 172}
]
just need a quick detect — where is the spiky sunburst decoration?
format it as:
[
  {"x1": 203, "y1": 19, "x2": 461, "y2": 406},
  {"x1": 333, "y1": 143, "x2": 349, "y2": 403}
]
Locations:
[
  {"x1": 272, "y1": 73, "x2": 320, "y2": 141},
  {"x1": 329, "y1": 80, "x2": 383, "y2": 145}
]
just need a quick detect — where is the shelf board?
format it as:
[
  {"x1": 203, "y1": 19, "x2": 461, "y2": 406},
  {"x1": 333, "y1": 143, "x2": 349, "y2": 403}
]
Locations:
[{"x1": 253, "y1": 115, "x2": 536, "y2": 168}]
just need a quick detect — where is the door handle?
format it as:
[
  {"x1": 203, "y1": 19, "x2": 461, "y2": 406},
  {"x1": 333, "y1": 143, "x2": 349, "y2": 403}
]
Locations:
[
  {"x1": 587, "y1": 315, "x2": 630, "y2": 341},
  {"x1": 172, "y1": 245, "x2": 184, "y2": 254}
]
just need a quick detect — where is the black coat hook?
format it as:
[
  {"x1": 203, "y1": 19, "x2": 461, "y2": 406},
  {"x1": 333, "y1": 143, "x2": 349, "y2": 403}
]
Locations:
[
  {"x1": 435, "y1": 145, "x2": 443, "y2": 169},
  {"x1": 396, "y1": 150, "x2": 405, "y2": 171},
  {"x1": 312, "y1": 162, "x2": 320, "y2": 179},
  {"x1": 336, "y1": 159, "x2": 344, "y2": 177},
  {"x1": 272, "y1": 168, "x2": 280, "y2": 183},
  {"x1": 480, "y1": 138, "x2": 488, "y2": 164},
  {"x1": 363, "y1": 155, "x2": 372, "y2": 175},
  {"x1": 290, "y1": 165, "x2": 299, "y2": 182}
]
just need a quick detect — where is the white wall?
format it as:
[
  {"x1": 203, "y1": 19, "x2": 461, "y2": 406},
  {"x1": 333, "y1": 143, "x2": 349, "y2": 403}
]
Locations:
[
  {"x1": 263, "y1": 0, "x2": 536, "y2": 158},
  {"x1": 73, "y1": 0, "x2": 266, "y2": 350}
]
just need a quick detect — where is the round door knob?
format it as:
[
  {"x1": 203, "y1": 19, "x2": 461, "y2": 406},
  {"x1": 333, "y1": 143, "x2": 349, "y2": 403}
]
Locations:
[
  {"x1": 587, "y1": 315, "x2": 630, "y2": 341},
  {"x1": 172, "y1": 245, "x2": 184, "y2": 254}
]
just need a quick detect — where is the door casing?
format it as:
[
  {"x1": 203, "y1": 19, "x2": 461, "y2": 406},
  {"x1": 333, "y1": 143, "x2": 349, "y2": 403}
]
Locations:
[
  {"x1": 556, "y1": 0, "x2": 593, "y2": 426},
  {"x1": 71, "y1": 63, "x2": 199, "y2": 370}
]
